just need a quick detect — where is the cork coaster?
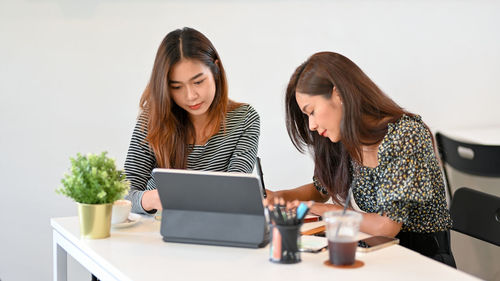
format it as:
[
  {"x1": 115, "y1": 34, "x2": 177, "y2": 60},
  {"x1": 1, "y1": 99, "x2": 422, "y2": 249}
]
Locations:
[{"x1": 323, "y1": 259, "x2": 364, "y2": 269}]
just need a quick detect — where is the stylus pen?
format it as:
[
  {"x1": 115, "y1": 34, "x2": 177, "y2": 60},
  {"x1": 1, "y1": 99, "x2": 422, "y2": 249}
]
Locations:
[
  {"x1": 256, "y1": 157, "x2": 267, "y2": 198},
  {"x1": 300, "y1": 245, "x2": 328, "y2": 253}
]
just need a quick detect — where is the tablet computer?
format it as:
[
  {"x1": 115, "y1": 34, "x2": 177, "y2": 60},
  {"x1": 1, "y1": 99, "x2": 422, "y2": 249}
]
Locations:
[{"x1": 153, "y1": 168, "x2": 269, "y2": 248}]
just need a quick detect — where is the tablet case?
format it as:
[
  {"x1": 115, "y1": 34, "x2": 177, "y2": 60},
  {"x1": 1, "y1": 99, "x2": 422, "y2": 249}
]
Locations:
[{"x1": 153, "y1": 168, "x2": 270, "y2": 248}]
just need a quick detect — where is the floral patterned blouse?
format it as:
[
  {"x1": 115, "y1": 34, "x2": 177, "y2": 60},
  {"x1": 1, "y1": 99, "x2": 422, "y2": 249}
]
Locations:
[{"x1": 314, "y1": 115, "x2": 452, "y2": 233}]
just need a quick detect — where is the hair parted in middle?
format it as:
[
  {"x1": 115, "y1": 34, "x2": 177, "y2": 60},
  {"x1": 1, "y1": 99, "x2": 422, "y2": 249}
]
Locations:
[{"x1": 139, "y1": 27, "x2": 239, "y2": 169}]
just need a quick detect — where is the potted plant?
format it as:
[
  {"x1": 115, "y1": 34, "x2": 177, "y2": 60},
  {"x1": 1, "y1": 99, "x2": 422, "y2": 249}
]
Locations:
[{"x1": 56, "y1": 152, "x2": 130, "y2": 239}]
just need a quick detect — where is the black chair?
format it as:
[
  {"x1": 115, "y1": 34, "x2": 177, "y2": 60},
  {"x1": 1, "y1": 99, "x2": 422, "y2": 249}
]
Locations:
[
  {"x1": 450, "y1": 187, "x2": 500, "y2": 246},
  {"x1": 435, "y1": 132, "x2": 500, "y2": 200}
]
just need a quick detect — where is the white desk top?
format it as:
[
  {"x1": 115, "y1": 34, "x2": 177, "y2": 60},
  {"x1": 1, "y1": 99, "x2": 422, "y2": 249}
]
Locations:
[
  {"x1": 438, "y1": 126, "x2": 500, "y2": 145},
  {"x1": 51, "y1": 216, "x2": 479, "y2": 281}
]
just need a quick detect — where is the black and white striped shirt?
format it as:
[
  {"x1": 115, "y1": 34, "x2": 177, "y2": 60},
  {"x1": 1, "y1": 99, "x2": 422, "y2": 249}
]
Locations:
[{"x1": 124, "y1": 104, "x2": 260, "y2": 214}]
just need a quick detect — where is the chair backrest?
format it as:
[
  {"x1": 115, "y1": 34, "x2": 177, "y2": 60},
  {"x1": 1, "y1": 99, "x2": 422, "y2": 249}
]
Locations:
[
  {"x1": 435, "y1": 132, "x2": 500, "y2": 177},
  {"x1": 435, "y1": 132, "x2": 500, "y2": 199},
  {"x1": 450, "y1": 187, "x2": 500, "y2": 246}
]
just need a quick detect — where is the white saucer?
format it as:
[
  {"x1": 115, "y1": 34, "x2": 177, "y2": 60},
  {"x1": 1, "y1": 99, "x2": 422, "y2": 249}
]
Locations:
[{"x1": 112, "y1": 213, "x2": 141, "y2": 228}]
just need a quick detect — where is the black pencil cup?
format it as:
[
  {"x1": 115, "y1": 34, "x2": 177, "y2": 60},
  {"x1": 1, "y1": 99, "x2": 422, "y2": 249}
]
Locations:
[{"x1": 269, "y1": 224, "x2": 301, "y2": 264}]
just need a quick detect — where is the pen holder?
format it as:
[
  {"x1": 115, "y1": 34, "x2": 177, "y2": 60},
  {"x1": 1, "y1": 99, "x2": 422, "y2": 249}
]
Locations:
[{"x1": 269, "y1": 224, "x2": 301, "y2": 264}]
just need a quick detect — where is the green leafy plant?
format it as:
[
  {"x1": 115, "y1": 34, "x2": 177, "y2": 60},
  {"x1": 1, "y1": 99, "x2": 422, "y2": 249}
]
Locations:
[{"x1": 56, "y1": 152, "x2": 130, "y2": 204}]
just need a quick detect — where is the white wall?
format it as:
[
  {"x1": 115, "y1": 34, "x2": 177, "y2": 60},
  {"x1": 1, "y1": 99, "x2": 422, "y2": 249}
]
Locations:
[{"x1": 1, "y1": 1, "x2": 499, "y2": 280}]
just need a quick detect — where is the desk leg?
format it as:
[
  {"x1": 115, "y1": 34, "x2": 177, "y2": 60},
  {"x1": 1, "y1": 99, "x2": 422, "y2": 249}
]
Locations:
[{"x1": 53, "y1": 230, "x2": 67, "y2": 281}]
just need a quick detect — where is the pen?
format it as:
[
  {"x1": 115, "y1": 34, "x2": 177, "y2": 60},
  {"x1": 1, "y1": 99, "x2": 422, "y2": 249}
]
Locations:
[
  {"x1": 297, "y1": 201, "x2": 314, "y2": 221},
  {"x1": 256, "y1": 157, "x2": 267, "y2": 198},
  {"x1": 274, "y1": 198, "x2": 285, "y2": 224}
]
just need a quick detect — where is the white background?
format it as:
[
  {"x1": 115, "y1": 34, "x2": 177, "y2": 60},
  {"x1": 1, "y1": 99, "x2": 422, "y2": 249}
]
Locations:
[{"x1": 1, "y1": 1, "x2": 499, "y2": 280}]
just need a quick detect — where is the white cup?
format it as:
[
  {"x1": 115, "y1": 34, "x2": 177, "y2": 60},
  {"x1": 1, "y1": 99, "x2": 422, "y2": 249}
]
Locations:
[{"x1": 112, "y1": 199, "x2": 132, "y2": 224}]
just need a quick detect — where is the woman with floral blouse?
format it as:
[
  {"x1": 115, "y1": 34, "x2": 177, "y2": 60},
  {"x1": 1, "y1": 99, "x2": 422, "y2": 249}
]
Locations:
[{"x1": 266, "y1": 52, "x2": 455, "y2": 267}]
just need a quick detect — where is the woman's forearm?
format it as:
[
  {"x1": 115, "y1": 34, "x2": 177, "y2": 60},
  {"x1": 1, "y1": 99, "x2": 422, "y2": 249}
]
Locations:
[
  {"x1": 309, "y1": 203, "x2": 402, "y2": 237},
  {"x1": 273, "y1": 183, "x2": 329, "y2": 202},
  {"x1": 360, "y1": 213, "x2": 402, "y2": 237}
]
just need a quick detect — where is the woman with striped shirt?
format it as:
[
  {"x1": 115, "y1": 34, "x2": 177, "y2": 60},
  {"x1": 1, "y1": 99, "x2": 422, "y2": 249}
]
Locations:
[{"x1": 124, "y1": 27, "x2": 260, "y2": 214}]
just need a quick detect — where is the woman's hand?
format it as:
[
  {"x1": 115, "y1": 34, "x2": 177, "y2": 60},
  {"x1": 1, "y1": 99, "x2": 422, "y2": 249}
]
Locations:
[
  {"x1": 141, "y1": 189, "x2": 162, "y2": 211},
  {"x1": 263, "y1": 189, "x2": 281, "y2": 205}
]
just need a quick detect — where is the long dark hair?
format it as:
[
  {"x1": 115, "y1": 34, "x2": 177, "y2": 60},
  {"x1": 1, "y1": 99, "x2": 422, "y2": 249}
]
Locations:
[
  {"x1": 285, "y1": 52, "x2": 411, "y2": 203},
  {"x1": 140, "y1": 27, "x2": 239, "y2": 169}
]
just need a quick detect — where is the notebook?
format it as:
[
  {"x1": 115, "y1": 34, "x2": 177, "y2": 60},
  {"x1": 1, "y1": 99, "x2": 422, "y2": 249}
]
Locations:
[{"x1": 153, "y1": 168, "x2": 270, "y2": 248}]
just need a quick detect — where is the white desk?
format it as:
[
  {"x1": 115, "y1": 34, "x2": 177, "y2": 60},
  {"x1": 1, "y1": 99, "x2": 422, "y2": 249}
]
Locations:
[
  {"x1": 438, "y1": 126, "x2": 500, "y2": 145},
  {"x1": 51, "y1": 216, "x2": 479, "y2": 281}
]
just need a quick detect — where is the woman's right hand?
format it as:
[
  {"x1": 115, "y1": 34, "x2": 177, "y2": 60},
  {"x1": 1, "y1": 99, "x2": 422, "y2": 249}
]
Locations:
[
  {"x1": 264, "y1": 189, "x2": 275, "y2": 204},
  {"x1": 141, "y1": 189, "x2": 162, "y2": 211},
  {"x1": 264, "y1": 189, "x2": 285, "y2": 206}
]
